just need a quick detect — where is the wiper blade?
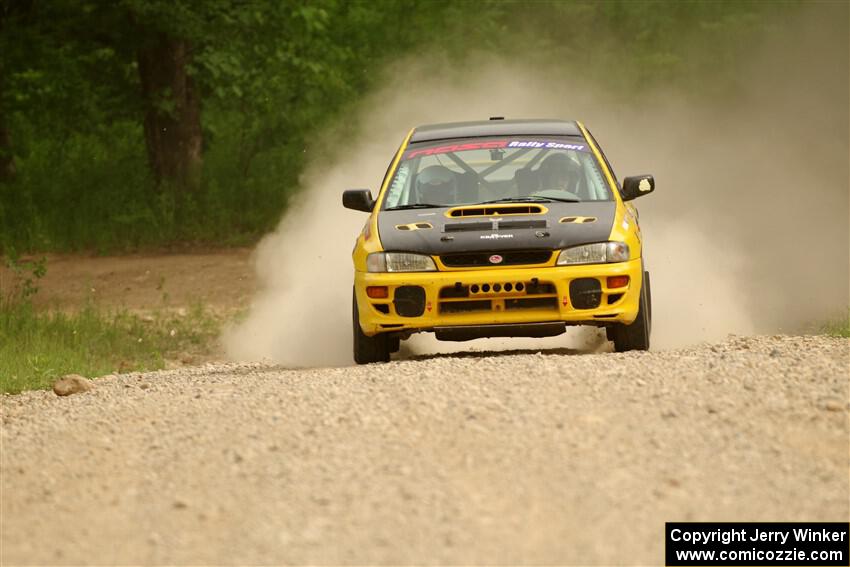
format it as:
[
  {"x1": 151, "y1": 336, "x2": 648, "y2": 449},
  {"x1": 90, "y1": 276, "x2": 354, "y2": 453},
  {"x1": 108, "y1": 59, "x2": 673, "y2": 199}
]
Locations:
[
  {"x1": 477, "y1": 197, "x2": 546, "y2": 204},
  {"x1": 385, "y1": 203, "x2": 442, "y2": 211},
  {"x1": 477, "y1": 196, "x2": 581, "y2": 204},
  {"x1": 534, "y1": 196, "x2": 581, "y2": 203}
]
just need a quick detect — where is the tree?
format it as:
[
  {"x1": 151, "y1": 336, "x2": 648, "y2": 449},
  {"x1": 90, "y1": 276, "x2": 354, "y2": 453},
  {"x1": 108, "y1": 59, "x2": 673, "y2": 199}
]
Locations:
[
  {"x1": 0, "y1": 82, "x2": 15, "y2": 184},
  {"x1": 0, "y1": 1, "x2": 18, "y2": 183},
  {"x1": 137, "y1": 33, "x2": 202, "y2": 192}
]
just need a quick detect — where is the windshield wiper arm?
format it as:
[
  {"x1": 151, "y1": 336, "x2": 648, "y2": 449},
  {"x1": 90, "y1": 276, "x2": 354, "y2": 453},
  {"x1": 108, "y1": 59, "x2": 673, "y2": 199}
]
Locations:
[
  {"x1": 477, "y1": 197, "x2": 546, "y2": 204},
  {"x1": 534, "y1": 196, "x2": 581, "y2": 203},
  {"x1": 477, "y1": 196, "x2": 580, "y2": 204},
  {"x1": 385, "y1": 203, "x2": 442, "y2": 211}
]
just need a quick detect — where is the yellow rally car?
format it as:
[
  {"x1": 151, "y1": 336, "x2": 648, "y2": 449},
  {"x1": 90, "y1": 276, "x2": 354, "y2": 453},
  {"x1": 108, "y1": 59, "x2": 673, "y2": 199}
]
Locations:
[{"x1": 343, "y1": 118, "x2": 655, "y2": 363}]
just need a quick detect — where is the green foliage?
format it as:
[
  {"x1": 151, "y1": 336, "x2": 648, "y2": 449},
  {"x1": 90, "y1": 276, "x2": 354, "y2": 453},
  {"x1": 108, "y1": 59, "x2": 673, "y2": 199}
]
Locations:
[
  {"x1": 3, "y1": 249, "x2": 46, "y2": 302},
  {"x1": 0, "y1": 253, "x2": 221, "y2": 394},
  {"x1": 0, "y1": 299, "x2": 221, "y2": 394},
  {"x1": 821, "y1": 312, "x2": 850, "y2": 338},
  {"x1": 0, "y1": 0, "x2": 801, "y2": 252}
]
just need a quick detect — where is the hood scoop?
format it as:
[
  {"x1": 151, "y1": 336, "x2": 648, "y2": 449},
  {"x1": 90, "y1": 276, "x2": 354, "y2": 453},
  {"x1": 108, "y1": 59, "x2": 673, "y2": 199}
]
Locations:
[{"x1": 448, "y1": 204, "x2": 545, "y2": 217}]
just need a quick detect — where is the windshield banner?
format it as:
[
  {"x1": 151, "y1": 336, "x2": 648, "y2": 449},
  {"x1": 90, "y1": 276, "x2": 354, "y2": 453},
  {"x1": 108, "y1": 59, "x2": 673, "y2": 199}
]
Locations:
[{"x1": 404, "y1": 139, "x2": 588, "y2": 160}]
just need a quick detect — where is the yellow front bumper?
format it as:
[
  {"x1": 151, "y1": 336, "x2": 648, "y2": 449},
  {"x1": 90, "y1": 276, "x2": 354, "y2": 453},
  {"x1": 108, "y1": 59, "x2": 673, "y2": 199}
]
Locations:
[{"x1": 354, "y1": 258, "x2": 643, "y2": 336}]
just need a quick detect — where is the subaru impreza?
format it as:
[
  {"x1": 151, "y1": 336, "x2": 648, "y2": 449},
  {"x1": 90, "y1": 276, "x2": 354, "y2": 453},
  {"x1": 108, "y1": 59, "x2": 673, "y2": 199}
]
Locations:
[{"x1": 343, "y1": 118, "x2": 655, "y2": 363}]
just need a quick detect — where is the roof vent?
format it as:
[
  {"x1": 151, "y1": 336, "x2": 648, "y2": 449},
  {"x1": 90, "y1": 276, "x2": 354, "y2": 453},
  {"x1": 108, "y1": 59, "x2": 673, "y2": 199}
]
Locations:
[{"x1": 489, "y1": 116, "x2": 504, "y2": 120}]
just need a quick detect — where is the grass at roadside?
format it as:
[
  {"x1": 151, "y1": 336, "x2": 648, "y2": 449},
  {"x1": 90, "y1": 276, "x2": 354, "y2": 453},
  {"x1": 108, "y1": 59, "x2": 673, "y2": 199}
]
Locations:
[
  {"x1": 0, "y1": 300, "x2": 221, "y2": 394},
  {"x1": 821, "y1": 313, "x2": 850, "y2": 338}
]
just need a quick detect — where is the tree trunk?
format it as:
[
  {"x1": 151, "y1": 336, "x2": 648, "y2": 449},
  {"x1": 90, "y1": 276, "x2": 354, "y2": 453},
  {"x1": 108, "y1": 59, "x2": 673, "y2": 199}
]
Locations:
[
  {"x1": 0, "y1": 5, "x2": 15, "y2": 184},
  {"x1": 137, "y1": 35, "x2": 202, "y2": 192},
  {"x1": 0, "y1": 121, "x2": 14, "y2": 183},
  {"x1": 0, "y1": 81, "x2": 15, "y2": 183}
]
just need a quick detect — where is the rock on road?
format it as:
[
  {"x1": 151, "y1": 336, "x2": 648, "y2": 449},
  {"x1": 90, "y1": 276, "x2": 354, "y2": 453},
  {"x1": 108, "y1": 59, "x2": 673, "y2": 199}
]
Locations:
[{"x1": 1, "y1": 335, "x2": 848, "y2": 565}]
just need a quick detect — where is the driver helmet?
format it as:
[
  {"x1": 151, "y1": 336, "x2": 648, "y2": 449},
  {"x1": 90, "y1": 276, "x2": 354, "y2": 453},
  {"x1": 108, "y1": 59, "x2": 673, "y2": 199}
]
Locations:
[
  {"x1": 416, "y1": 165, "x2": 457, "y2": 203},
  {"x1": 539, "y1": 153, "x2": 580, "y2": 192}
]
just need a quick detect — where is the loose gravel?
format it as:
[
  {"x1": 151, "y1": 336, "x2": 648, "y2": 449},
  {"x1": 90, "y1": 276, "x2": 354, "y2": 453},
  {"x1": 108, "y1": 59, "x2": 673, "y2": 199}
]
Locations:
[{"x1": 1, "y1": 335, "x2": 848, "y2": 565}]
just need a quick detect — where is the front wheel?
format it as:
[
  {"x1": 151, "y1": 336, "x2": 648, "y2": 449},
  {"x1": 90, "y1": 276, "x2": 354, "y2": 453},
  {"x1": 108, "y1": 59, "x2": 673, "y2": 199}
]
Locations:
[
  {"x1": 611, "y1": 270, "x2": 651, "y2": 352},
  {"x1": 353, "y1": 291, "x2": 390, "y2": 364}
]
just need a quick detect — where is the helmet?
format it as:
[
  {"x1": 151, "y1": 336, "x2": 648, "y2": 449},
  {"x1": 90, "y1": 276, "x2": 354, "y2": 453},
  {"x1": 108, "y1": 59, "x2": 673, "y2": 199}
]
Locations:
[
  {"x1": 539, "y1": 153, "x2": 580, "y2": 192},
  {"x1": 415, "y1": 165, "x2": 457, "y2": 203}
]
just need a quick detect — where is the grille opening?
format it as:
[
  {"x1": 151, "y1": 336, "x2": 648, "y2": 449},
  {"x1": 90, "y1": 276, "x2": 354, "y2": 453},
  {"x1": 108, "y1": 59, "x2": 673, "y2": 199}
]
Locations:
[
  {"x1": 593, "y1": 314, "x2": 617, "y2": 319},
  {"x1": 373, "y1": 304, "x2": 389, "y2": 314},
  {"x1": 380, "y1": 323, "x2": 404, "y2": 328},
  {"x1": 394, "y1": 286, "x2": 426, "y2": 317},
  {"x1": 505, "y1": 297, "x2": 558, "y2": 311},
  {"x1": 449, "y1": 205, "x2": 544, "y2": 217},
  {"x1": 440, "y1": 300, "x2": 492, "y2": 314},
  {"x1": 440, "y1": 250, "x2": 552, "y2": 268},
  {"x1": 415, "y1": 223, "x2": 431, "y2": 229},
  {"x1": 439, "y1": 286, "x2": 470, "y2": 299},
  {"x1": 570, "y1": 278, "x2": 602, "y2": 309},
  {"x1": 451, "y1": 280, "x2": 556, "y2": 296},
  {"x1": 526, "y1": 282, "x2": 556, "y2": 295},
  {"x1": 607, "y1": 293, "x2": 624, "y2": 305}
]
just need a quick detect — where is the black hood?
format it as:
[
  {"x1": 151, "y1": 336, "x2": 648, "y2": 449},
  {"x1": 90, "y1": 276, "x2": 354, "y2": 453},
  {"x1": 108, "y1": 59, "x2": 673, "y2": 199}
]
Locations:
[{"x1": 377, "y1": 201, "x2": 615, "y2": 255}]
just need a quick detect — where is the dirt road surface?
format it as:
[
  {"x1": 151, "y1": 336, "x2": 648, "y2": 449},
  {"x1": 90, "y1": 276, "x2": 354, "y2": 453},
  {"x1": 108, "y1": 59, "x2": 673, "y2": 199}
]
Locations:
[
  {"x1": 2, "y1": 335, "x2": 847, "y2": 565},
  {"x1": 0, "y1": 249, "x2": 256, "y2": 315}
]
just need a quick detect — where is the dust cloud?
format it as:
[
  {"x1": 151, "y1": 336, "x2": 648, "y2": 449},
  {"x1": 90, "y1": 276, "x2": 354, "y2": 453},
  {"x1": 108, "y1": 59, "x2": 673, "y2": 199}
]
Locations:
[{"x1": 223, "y1": 5, "x2": 848, "y2": 366}]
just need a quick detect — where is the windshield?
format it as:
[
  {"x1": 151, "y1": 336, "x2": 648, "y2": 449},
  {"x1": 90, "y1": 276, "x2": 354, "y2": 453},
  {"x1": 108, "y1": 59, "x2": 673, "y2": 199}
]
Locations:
[{"x1": 382, "y1": 136, "x2": 612, "y2": 210}]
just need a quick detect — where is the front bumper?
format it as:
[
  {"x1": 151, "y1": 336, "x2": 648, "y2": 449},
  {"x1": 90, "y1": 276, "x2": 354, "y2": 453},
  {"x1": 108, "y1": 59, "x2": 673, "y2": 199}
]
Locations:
[{"x1": 354, "y1": 258, "x2": 643, "y2": 337}]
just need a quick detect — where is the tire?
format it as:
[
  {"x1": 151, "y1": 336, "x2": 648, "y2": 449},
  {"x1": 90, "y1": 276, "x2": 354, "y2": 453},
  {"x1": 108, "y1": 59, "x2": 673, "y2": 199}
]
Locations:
[
  {"x1": 353, "y1": 290, "x2": 390, "y2": 364},
  {"x1": 612, "y1": 270, "x2": 651, "y2": 352}
]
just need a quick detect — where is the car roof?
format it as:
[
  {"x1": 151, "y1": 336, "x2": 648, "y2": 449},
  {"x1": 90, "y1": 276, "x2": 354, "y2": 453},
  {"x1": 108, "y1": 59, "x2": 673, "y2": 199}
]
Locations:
[{"x1": 410, "y1": 118, "x2": 582, "y2": 143}]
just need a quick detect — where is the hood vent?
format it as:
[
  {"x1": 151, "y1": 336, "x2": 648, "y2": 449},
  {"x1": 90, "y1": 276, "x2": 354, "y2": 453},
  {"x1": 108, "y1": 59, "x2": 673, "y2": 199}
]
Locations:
[
  {"x1": 396, "y1": 222, "x2": 433, "y2": 231},
  {"x1": 448, "y1": 204, "x2": 545, "y2": 217},
  {"x1": 560, "y1": 216, "x2": 597, "y2": 224}
]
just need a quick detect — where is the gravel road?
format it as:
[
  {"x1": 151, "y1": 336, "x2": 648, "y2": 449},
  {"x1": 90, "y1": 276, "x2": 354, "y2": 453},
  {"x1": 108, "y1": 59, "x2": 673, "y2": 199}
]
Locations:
[{"x1": 2, "y1": 335, "x2": 847, "y2": 565}]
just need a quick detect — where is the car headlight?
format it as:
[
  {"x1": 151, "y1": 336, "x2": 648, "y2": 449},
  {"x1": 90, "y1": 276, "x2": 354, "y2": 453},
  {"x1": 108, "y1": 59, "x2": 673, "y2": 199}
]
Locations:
[
  {"x1": 556, "y1": 242, "x2": 630, "y2": 265},
  {"x1": 367, "y1": 252, "x2": 437, "y2": 272}
]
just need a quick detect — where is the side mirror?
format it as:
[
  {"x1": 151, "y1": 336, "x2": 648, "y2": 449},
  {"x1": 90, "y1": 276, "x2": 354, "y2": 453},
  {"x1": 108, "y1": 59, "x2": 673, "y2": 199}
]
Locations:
[
  {"x1": 621, "y1": 175, "x2": 655, "y2": 201},
  {"x1": 342, "y1": 189, "x2": 374, "y2": 212}
]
